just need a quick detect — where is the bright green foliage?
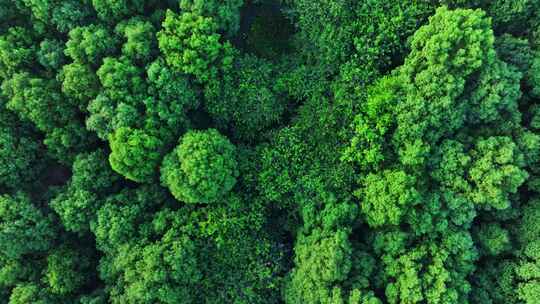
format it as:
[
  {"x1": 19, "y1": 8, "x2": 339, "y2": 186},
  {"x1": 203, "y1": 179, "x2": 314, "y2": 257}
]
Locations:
[
  {"x1": 109, "y1": 127, "x2": 165, "y2": 183},
  {"x1": 157, "y1": 10, "x2": 235, "y2": 83},
  {"x1": 465, "y1": 59, "x2": 522, "y2": 130},
  {"x1": 87, "y1": 56, "x2": 147, "y2": 139},
  {"x1": 161, "y1": 129, "x2": 238, "y2": 204},
  {"x1": 468, "y1": 136, "x2": 528, "y2": 210},
  {"x1": 45, "y1": 245, "x2": 93, "y2": 295},
  {"x1": 429, "y1": 140, "x2": 471, "y2": 194},
  {"x1": 58, "y1": 62, "x2": 100, "y2": 104},
  {"x1": 144, "y1": 57, "x2": 199, "y2": 135},
  {"x1": 95, "y1": 57, "x2": 146, "y2": 104},
  {"x1": 344, "y1": 76, "x2": 400, "y2": 170},
  {"x1": 179, "y1": 0, "x2": 244, "y2": 36},
  {"x1": 50, "y1": 149, "x2": 120, "y2": 233},
  {"x1": 358, "y1": 170, "x2": 420, "y2": 227},
  {"x1": 0, "y1": 192, "x2": 55, "y2": 259},
  {"x1": 8, "y1": 283, "x2": 56, "y2": 304},
  {"x1": 374, "y1": 229, "x2": 477, "y2": 304},
  {"x1": 93, "y1": 188, "x2": 283, "y2": 303},
  {"x1": 497, "y1": 198, "x2": 540, "y2": 303},
  {"x1": 65, "y1": 25, "x2": 118, "y2": 66},
  {"x1": 115, "y1": 17, "x2": 157, "y2": 63},
  {"x1": 2, "y1": 1, "x2": 540, "y2": 303},
  {"x1": 284, "y1": 229, "x2": 355, "y2": 303},
  {"x1": 91, "y1": 0, "x2": 144, "y2": 21},
  {"x1": 0, "y1": 27, "x2": 36, "y2": 79},
  {"x1": 394, "y1": 6, "x2": 495, "y2": 166}
]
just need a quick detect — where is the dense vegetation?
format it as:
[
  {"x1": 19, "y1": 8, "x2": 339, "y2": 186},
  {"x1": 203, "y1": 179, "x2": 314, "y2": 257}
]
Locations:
[{"x1": 1, "y1": 0, "x2": 540, "y2": 303}]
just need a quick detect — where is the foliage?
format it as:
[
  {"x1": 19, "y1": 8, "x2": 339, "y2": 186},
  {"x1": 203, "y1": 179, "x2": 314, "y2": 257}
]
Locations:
[
  {"x1": 109, "y1": 127, "x2": 165, "y2": 183},
  {"x1": 1, "y1": 1, "x2": 540, "y2": 303},
  {"x1": 157, "y1": 10, "x2": 235, "y2": 83},
  {"x1": 160, "y1": 129, "x2": 238, "y2": 204}
]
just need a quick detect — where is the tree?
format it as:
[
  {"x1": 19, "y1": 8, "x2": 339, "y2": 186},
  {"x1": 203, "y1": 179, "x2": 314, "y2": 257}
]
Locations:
[
  {"x1": 393, "y1": 6, "x2": 496, "y2": 166},
  {"x1": 87, "y1": 56, "x2": 147, "y2": 140},
  {"x1": 1, "y1": 72, "x2": 95, "y2": 163},
  {"x1": 160, "y1": 129, "x2": 238, "y2": 204},
  {"x1": 0, "y1": 192, "x2": 55, "y2": 259},
  {"x1": 157, "y1": 10, "x2": 235, "y2": 83},
  {"x1": 205, "y1": 54, "x2": 285, "y2": 141},
  {"x1": 115, "y1": 17, "x2": 157, "y2": 63},
  {"x1": 144, "y1": 57, "x2": 199, "y2": 136},
  {"x1": 358, "y1": 170, "x2": 420, "y2": 227},
  {"x1": 58, "y1": 62, "x2": 100, "y2": 105},
  {"x1": 284, "y1": 228, "x2": 356, "y2": 304},
  {"x1": 0, "y1": 108, "x2": 44, "y2": 190},
  {"x1": 8, "y1": 283, "x2": 57, "y2": 304},
  {"x1": 64, "y1": 24, "x2": 118, "y2": 66},
  {"x1": 179, "y1": 0, "x2": 244, "y2": 36},
  {"x1": 37, "y1": 39, "x2": 66, "y2": 71},
  {"x1": 91, "y1": 0, "x2": 145, "y2": 22},
  {"x1": 0, "y1": 26, "x2": 36, "y2": 79},
  {"x1": 50, "y1": 149, "x2": 120, "y2": 233},
  {"x1": 51, "y1": 0, "x2": 94, "y2": 34},
  {"x1": 45, "y1": 245, "x2": 94, "y2": 295},
  {"x1": 468, "y1": 136, "x2": 528, "y2": 210},
  {"x1": 109, "y1": 127, "x2": 165, "y2": 183}
]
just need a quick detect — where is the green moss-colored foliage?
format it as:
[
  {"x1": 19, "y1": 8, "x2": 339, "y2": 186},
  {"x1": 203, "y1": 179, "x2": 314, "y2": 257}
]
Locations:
[
  {"x1": 161, "y1": 129, "x2": 238, "y2": 204},
  {"x1": 50, "y1": 0, "x2": 94, "y2": 33},
  {"x1": 179, "y1": 0, "x2": 244, "y2": 36},
  {"x1": 58, "y1": 62, "x2": 99, "y2": 104},
  {"x1": 0, "y1": 109, "x2": 43, "y2": 190},
  {"x1": 483, "y1": 0, "x2": 539, "y2": 34},
  {"x1": 8, "y1": 283, "x2": 56, "y2": 304},
  {"x1": 1, "y1": 72, "x2": 95, "y2": 163},
  {"x1": 45, "y1": 245, "x2": 93, "y2": 295},
  {"x1": 2, "y1": 1, "x2": 540, "y2": 303},
  {"x1": 144, "y1": 57, "x2": 199, "y2": 134},
  {"x1": 115, "y1": 17, "x2": 157, "y2": 63},
  {"x1": 530, "y1": 55, "x2": 540, "y2": 98},
  {"x1": 37, "y1": 39, "x2": 66, "y2": 70},
  {"x1": 0, "y1": 27, "x2": 36, "y2": 79},
  {"x1": 495, "y1": 34, "x2": 534, "y2": 74},
  {"x1": 87, "y1": 56, "x2": 147, "y2": 140},
  {"x1": 468, "y1": 136, "x2": 528, "y2": 210},
  {"x1": 65, "y1": 24, "x2": 118, "y2": 66},
  {"x1": 0, "y1": 192, "x2": 55, "y2": 259},
  {"x1": 205, "y1": 54, "x2": 285, "y2": 140},
  {"x1": 157, "y1": 10, "x2": 235, "y2": 83},
  {"x1": 91, "y1": 0, "x2": 145, "y2": 22},
  {"x1": 359, "y1": 170, "x2": 420, "y2": 227},
  {"x1": 50, "y1": 149, "x2": 120, "y2": 233},
  {"x1": 109, "y1": 127, "x2": 165, "y2": 183}
]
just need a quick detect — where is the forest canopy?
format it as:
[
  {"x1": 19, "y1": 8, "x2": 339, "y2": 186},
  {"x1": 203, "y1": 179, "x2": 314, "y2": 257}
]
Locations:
[{"x1": 1, "y1": 0, "x2": 540, "y2": 303}]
